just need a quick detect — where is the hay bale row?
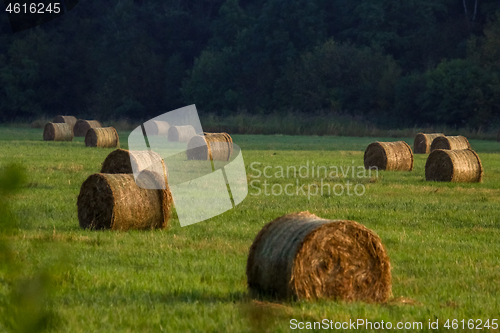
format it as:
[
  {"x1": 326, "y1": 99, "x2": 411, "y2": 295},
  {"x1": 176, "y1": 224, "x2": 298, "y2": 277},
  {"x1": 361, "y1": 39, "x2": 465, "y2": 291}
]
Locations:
[
  {"x1": 52, "y1": 115, "x2": 77, "y2": 129},
  {"x1": 186, "y1": 132, "x2": 233, "y2": 161},
  {"x1": 144, "y1": 120, "x2": 170, "y2": 136},
  {"x1": 364, "y1": 141, "x2": 413, "y2": 171},
  {"x1": 246, "y1": 212, "x2": 392, "y2": 303},
  {"x1": 425, "y1": 149, "x2": 483, "y2": 183},
  {"x1": 77, "y1": 172, "x2": 171, "y2": 231},
  {"x1": 85, "y1": 127, "x2": 119, "y2": 148},
  {"x1": 167, "y1": 125, "x2": 197, "y2": 143},
  {"x1": 413, "y1": 133, "x2": 444, "y2": 154},
  {"x1": 74, "y1": 119, "x2": 102, "y2": 137},
  {"x1": 430, "y1": 135, "x2": 470, "y2": 152},
  {"x1": 43, "y1": 123, "x2": 73, "y2": 141}
]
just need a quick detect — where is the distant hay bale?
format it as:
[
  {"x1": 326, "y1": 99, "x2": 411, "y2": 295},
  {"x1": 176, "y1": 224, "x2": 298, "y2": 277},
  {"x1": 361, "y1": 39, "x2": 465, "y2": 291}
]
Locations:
[
  {"x1": 43, "y1": 123, "x2": 74, "y2": 141},
  {"x1": 73, "y1": 119, "x2": 102, "y2": 137},
  {"x1": 430, "y1": 135, "x2": 470, "y2": 152},
  {"x1": 425, "y1": 149, "x2": 483, "y2": 183},
  {"x1": 186, "y1": 133, "x2": 233, "y2": 161},
  {"x1": 144, "y1": 120, "x2": 170, "y2": 136},
  {"x1": 77, "y1": 172, "x2": 171, "y2": 231},
  {"x1": 364, "y1": 141, "x2": 413, "y2": 171},
  {"x1": 167, "y1": 125, "x2": 197, "y2": 143},
  {"x1": 101, "y1": 149, "x2": 166, "y2": 176},
  {"x1": 246, "y1": 212, "x2": 392, "y2": 302},
  {"x1": 52, "y1": 115, "x2": 77, "y2": 129},
  {"x1": 413, "y1": 133, "x2": 444, "y2": 154},
  {"x1": 497, "y1": 129, "x2": 500, "y2": 142},
  {"x1": 85, "y1": 127, "x2": 119, "y2": 148}
]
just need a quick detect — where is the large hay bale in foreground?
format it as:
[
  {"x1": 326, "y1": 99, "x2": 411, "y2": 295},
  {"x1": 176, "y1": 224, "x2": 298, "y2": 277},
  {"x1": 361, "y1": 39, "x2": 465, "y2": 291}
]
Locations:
[
  {"x1": 364, "y1": 141, "x2": 413, "y2": 171},
  {"x1": 101, "y1": 149, "x2": 166, "y2": 176},
  {"x1": 73, "y1": 119, "x2": 102, "y2": 137},
  {"x1": 246, "y1": 212, "x2": 392, "y2": 303},
  {"x1": 52, "y1": 115, "x2": 77, "y2": 129},
  {"x1": 167, "y1": 125, "x2": 197, "y2": 143},
  {"x1": 425, "y1": 149, "x2": 483, "y2": 183},
  {"x1": 430, "y1": 135, "x2": 470, "y2": 152},
  {"x1": 186, "y1": 133, "x2": 233, "y2": 161},
  {"x1": 413, "y1": 133, "x2": 444, "y2": 154},
  {"x1": 85, "y1": 127, "x2": 119, "y2": 148},
  {"x1": 77, "y1": 172, "x2": 171, "y2": 230},
  {"x1": 43, "y1": 123, "x2": 74, "y2": 141},
  {"x1": 144, "y1": 120, "x2": 170, "y2": 136}
]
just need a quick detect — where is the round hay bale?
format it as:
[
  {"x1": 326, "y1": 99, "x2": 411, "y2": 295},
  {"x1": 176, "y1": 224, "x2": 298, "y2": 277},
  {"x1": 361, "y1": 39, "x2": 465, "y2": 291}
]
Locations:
[
  {"x1": 246, "y1": 212, "x2": 392, "y2": 302},
  {"x1": 425, "y1": 149, "x2": 483, "y2": 183},
  {"x1": 101, "y1": 149, "x2": 166, "y2": 175},
  {"x1": 430, "y1": 135, "x2": 470, "y2": 152},
  {"x1": 85, "y1": 127, "x2": 119, "y2": 148},
  {"x1": 167, "y1": 125, "x2": 197, "y2": 143},
  {"x1": 43, "y1": 123, "x2": 74, "y2": 141},
  {"x1": 52, "y1": 115, "x2": 77, "y2": 129},
  {"x1": 144, "y1": 120, "x2": 170, "y2": 136},
  {"x1": 413, "y1": 133, "x2": 444, "y2": 154},
  {"x1": 77, "y1": 172, "x2": 171, "y2": 231},
  {"x1": 186, "y1": 133, "x2": 233, "y2": 161},
  {"x1": 73, "y1": 119, "x2": 102, "y2": 137},
  {"x1": 364, "y1": 141, "x2": 413, "y2": 171}
]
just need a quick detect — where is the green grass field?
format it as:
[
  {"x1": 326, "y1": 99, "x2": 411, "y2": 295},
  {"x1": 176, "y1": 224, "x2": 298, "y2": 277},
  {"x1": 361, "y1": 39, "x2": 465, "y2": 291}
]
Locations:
[{"x1": 1, "y1": 127, "x2": 500, "y2": 332}]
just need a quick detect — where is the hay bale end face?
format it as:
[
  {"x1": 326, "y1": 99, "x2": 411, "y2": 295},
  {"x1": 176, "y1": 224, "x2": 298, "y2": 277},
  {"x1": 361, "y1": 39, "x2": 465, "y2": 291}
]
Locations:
[
  {"x1": 364, "y1": 141, "x2": 413, "y2": 171},
  {"x1": 77, "y1": 173, "x2": 171, "y2": 230},
  {"x1": 52, "y1": 115, "x2": 77, "y2": 129},
  {"x1": 85, "y1": 127, "x2": 120, "y2": 148},
  {"x1": 430, "y1": 135, "x2": 470, "y2": 152},
  {"x1": 144, "y1": 120, "x2": 170, "y2": 136},
  {"x1": 413, "y1": 133, "x2": 444, "y2": 154},
  {"x1": 186, "y1": 133, "x2": 233, "y2": 161},
  {"x1": 43, "y1": 123, "x2": 74, "y2": 141},
  {"x1": 425, "y1": 149, "x2": 483, "y2": 183},
  {"x1": 167, "y1": 125, "x2": 197, "y2": 143},
  {"x1": 246, "y1": 212, "x2": 392, "y2": 303},
  {"x1": 73, "y1": 119, "x2": 102, "y2": 137}
]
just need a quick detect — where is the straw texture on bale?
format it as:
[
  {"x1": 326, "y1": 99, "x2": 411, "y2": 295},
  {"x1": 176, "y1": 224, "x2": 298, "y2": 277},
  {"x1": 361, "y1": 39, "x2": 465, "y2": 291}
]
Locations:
[
  {"x1": 73, "y1": 119, "x2": 102, "y2": 137},
  {"x1": 145, "y1": 120, "x2": 170, "y2": 136},
  {"x1": 85, "y1": 127, "x2": 119, "y2": 148},
  {"x1": 101, "y1": 149, "x2": 166, "y2": 176},
  {"x1": 167, "y1": 125, "x2": 197, "y2": 143},
  {"x1": 430, "y1": 135, "x2": 470, "y2": 152},
  {"x1": 425, "y1": 149, "x2": 483, "y2": 183},
  {"x1": 186, "y1": 133, "x2": 233, "y2": 161},
  {"x1": 364, "y1": 141, "x2": 413, "y2": 171},
  {"x1": 52, "y1": 115, "x2": 77, "y2": 129},
  {"x1": 77, "y1": 172, "x2": 171, "y2": 231},
  {"x1": 43, "y1": 123, "x2": 74, "y2": 141},
  {"x1": 413, "y1": 133, "x2": 444, "y2": 154},
  {"x1": 246, "y1": 212, "x2": 392, "y2": 303}
]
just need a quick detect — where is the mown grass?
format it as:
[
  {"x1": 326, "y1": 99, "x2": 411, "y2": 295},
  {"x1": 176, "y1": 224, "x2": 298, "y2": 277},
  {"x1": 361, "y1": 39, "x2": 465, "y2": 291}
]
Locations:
[{"x1": 0, "y1": 127, "x2": 499, "y2": 332}]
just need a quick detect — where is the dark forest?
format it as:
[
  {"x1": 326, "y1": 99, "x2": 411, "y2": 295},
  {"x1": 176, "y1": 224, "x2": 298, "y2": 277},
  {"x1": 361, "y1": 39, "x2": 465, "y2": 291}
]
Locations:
[{"x1": 1, "y1": 0, "x2": 500, "y2": 128}]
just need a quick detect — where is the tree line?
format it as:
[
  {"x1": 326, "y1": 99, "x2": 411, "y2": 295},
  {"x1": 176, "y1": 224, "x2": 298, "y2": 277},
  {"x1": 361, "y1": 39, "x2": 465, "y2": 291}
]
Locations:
[{"x1": 1, "y1": 0, "x2": 499, "y2": 128}]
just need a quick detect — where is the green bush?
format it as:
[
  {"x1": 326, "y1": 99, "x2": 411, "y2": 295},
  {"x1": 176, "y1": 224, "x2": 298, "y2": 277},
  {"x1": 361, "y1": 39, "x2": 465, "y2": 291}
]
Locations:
[
  {"x1": 275, "y1": 40, "x2": 401, "y2": 113},
  {"x1": 420, "y1": 59, "x2": 500, "y2": 127}
]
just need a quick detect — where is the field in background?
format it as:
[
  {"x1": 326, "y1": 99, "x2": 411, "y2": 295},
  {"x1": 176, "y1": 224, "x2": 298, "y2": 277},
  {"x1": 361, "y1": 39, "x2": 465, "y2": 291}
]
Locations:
[
  {"x1": 5, "y1": 112, "x2": 500, "y2": 140},
  {"x1": 0, "y1": 127, "x2": 499, "y2": 332}
]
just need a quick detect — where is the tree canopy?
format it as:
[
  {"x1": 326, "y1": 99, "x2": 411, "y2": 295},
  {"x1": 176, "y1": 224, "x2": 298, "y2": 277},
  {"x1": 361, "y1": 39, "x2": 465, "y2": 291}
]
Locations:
[{"x1": 1, "y1": 0, "x2": 499, "y2": 127}]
